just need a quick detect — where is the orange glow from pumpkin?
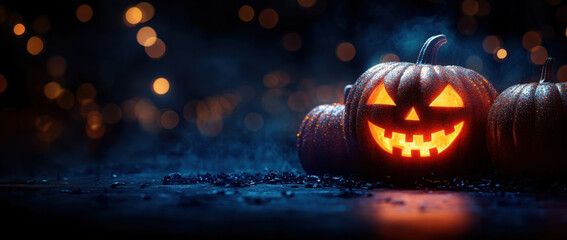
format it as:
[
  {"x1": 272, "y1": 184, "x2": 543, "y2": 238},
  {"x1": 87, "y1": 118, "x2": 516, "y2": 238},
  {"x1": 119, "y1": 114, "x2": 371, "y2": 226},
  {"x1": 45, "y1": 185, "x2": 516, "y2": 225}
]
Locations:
[
  {"x1": 405, "y1": 107, "x2": 420, "y2": 121},
  {"x1": 429, "y1": 85, "x2": 464, "y2": 107},
  {"x1": 368, "y1": 121, "x2": 464, "y2": 157},
  {"x1": 363, "y1": 191, "x2": 472, "y2": 239},
  {"x1": 367, "y1": 83, "x2": 395, "y2": 106}
]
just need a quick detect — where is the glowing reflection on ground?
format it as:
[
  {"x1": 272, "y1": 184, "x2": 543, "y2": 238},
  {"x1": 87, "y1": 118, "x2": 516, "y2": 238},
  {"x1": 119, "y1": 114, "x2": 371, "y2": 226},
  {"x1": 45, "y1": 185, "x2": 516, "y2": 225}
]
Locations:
[{"x1": 358, "y1": 191, "x2": 473, "y2": 240}]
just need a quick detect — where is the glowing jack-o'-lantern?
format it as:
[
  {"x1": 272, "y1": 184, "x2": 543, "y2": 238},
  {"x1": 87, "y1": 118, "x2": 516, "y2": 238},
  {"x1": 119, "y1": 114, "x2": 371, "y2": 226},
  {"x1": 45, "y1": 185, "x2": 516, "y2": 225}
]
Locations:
[
  {"x1": 367, "y1": 83, "x2": 465, "y2": 158},
  {"x1": 344, "y1": 35, "x2": 497, "y2": 178}
]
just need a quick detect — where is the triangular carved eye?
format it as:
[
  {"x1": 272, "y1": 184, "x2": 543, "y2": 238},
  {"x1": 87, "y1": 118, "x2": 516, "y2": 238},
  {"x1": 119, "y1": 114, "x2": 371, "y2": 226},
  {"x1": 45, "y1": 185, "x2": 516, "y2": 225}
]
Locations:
[
  {"x1": 368, "y1": 83, "x2": 396, "y2": 106},
  {"x1": 429, "y1": 84, "x2": 464, "y2": 107}
]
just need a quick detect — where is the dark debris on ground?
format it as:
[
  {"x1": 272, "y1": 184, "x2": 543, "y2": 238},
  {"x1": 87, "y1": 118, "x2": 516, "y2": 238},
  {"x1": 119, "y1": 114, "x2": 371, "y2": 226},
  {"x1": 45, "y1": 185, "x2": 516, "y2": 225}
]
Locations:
[{"x1": 163, "y1": 170, "x2": 567, "y2": 194}]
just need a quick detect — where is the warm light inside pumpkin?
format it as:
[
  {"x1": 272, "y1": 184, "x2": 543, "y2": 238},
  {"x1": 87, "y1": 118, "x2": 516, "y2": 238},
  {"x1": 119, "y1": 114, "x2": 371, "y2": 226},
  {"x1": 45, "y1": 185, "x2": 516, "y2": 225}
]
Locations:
[
  {"x1": 430, "y1": 85, "x2": 464, "y2": 107},
  {"x1": 405, "y1": 107, "x2": 420, "y2": 121},
  {"x1": 367, "y1": 83, "x2": 396, "y2": 106},
  {"x1": 368, "y1": 121, "x2": 464, "y2": 157}
]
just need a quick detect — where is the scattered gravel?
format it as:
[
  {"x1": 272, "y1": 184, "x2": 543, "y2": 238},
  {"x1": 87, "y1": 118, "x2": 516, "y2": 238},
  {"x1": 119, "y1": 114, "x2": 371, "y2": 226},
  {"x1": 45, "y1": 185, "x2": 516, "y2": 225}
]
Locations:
[{"x1": 163, "y1": 170, "x2": 567, "y2": 194}]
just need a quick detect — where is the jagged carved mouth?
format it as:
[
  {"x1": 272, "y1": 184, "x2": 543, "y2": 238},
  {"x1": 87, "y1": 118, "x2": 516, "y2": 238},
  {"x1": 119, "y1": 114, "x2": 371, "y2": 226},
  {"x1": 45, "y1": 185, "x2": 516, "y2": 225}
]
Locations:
[{"x1": 367, "y1": 121, "x2": 464, "y2": 158}]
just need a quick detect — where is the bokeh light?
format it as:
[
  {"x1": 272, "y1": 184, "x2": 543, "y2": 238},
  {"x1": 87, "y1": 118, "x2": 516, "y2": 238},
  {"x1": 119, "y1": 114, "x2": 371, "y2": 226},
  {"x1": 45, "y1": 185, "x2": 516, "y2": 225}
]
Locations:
[
  {"x1": 102, "y1": 104, "x2": 122, "y2": 124},
  {"x1": 183, "y1": 100, "x2": 198, "y2": 122},
  {"x1": 13, "y1": 23, "x2": 25, "y2": 36},
  {"x1": 261, "y1": 90, "x2": 285, "y2": 115},
  {"x1": 136, "y1": 2, "x2": 155, "y2": 23},
  {"x1": 79, "y1": 99, "x2": 100, "y2": 117},
  {"x1": 0, "y1": 6, "x2": 6, "y2": 24},
  {"x1": 557, "y1": 65, "x2": 567, "y2": 82},
  {"x1": 482, "y1": 35, "x2": 500, "y2": 53},
  {"x1": 121, "y1": 99, "x2": 138, "y2": 121},
  {"x1": 86, "y1": 112, "x2": 105, "y2": 139},
  {"x1": 457, "y1": 16, "x2": 477, "y2": 35},
  {"x1": 380, "y1": 53, "x2": 400, "y2": 63},
  {"x1": 55, "y1": 89, "x2": 75, "y2": 110},
  {"x1": 137, "y1": 26, "x2": 157, "y2": 47},
  {"x1": 336, "y1": 42, "x2": 356, "y2": 62},
  {"x1": 477, "y1": 0, "x2": 491, "y2": 16},
  {"x1": 46, "y1": 56, "x2": 67, "y2": 77},
  {"x1": 35, "y1": 115, "x2": 63, "y2": 143},
  {"x1": 44, "y1": 81, "x2": 63, "y2": 100},
  {"x1": 298, "y1": 0, "x2": 317, "y2": 8},
  {"x1": 461, "y1": 0, "x2": 479, "y2": 16},
  {"x1": 0, "y1": 74, "x2": 6, "y2": 94},
  {"x1": 220, "y1": 94, "x2": 238, "y2": 112},
  {"x1": 27, "y1": 36, "x2": 44, "y2": 55},
  {"x1": 287, "y1": 91, "x2": 309, "y2": 112},
  {"x1": 197, "y1": 118, "x2": 223, "y2": 137},
  {"x1": 547, "y1": 0, "x2": 561, "y2": 6},
  {"x1": 556, "y1": 6, "x2": 567, "y2": 24},
  {"x1": 134, "y1": 99, "x2": 160, "y2": 132},
  {"x1": 282, "y1": 32, "x2": 302, "y2": 51},
  {"x1": 465, "y1": 55, "x2": 483, "y2": 73},
  {"x1": 522, "y1": 31, "x2": 542, "y2": 50},
  {"x1": 238, "y1": 5, "x2": 254, "y2": 22},
  {"x1": 244, "y1": 112, "x2": 264, "y2": 132},
  {"x1": 495, "y1": 48, "x2": 507, "y2": 61},
  {"x1": 316, "y1": 85, "x2": 333, "y2": 102},
  {"x1": 125, "y1": 7, "x2": 143, "y2": 25},
  {"x1": 145, "y1": 38, "x2": 166, "y2": 59},
  {"x1": 76, "y1": 4, "x2": 93, "y2": 22},
  {"x1": 161, "y1": 110, "x2": 179, "y2": 130},
  {"x1": 263, "y1": 71, "x2": 290, "y2": 88},
  {"x1": 236, "y1": 85, "x2": 255, "y2": 102},
  {"x1": 258, "y1": 8, "x2": 278, "y2": 29},
  {"x1": 32, "y1": 15, "x2": 50, "y2": 34},
  {"x1": 529, "y1": 45, "x2": 548, "y2": 65},
  {"x1": 76, "y1": 83, "x2": 97, "y2": 103},
  {"x1": 153, "y1": 77, "x2": 170, "y2": 95}
]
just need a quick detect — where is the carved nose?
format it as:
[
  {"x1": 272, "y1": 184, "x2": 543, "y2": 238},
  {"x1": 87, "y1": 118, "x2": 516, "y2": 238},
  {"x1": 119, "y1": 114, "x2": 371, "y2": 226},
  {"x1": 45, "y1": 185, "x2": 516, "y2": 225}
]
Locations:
[{"x1": 405, "y1": 107, "x2": 420, "y2": 121}]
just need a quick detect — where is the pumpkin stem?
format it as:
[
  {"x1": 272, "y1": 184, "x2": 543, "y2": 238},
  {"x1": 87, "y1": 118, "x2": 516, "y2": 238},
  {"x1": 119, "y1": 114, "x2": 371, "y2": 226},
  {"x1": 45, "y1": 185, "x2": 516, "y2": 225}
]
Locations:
[
  {"x1": 540, "y1": 57, "x2": 555, "y2": 83},
  {"x1": 343, "y1": 85, "x2": 352, "y2": 104},
  {"x1": 416, "y1": 34, "x2": 447, "y2": 65}
]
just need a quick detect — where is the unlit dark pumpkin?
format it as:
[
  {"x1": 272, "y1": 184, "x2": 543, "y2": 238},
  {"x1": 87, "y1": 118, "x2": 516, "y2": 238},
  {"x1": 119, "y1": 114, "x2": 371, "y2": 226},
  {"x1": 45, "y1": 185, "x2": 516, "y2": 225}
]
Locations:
[
  {"x1": 297, "y1": 103, "x2": 354, "y2": 175},
  {"x1": 487, "y1": 57, "x2": 567, "y2": 179},
  {"x1": 344, "y1": 34, "x2": 498, "y2": 178}
]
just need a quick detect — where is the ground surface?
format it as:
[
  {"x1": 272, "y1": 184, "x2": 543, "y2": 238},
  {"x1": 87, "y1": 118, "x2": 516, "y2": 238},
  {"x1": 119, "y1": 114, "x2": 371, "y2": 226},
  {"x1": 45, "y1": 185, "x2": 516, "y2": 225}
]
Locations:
[{"x1": 2, "y1": 167, "x2": 567, "y2": 239}]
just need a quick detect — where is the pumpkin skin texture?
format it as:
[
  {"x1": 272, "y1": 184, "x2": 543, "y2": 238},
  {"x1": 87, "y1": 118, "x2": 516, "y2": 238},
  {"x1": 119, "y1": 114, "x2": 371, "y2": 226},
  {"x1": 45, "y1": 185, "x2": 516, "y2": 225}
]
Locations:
[
  {"x1": 344, "y1": 35, "x2": 498, "y2": 179},
  {"x1": 487, "y1": 58, "x2": 567, "y2": 179},
  {"x1": 297, "y1": 104, "x2": 354, "y2": 175}
]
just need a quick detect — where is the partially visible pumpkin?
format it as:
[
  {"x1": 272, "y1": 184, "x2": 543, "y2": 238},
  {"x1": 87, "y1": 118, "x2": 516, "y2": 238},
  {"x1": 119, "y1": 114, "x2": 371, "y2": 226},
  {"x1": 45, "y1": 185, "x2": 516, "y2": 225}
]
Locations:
[
  {"x1": 344, "y1": 35, "x2": 497, "y2": 178},
  {"x1": 297, "y1": 103, "x2": 354, "y2": 175},
  {"x1": 487, "y1": 57, "x2": 567, "y2": 179}
]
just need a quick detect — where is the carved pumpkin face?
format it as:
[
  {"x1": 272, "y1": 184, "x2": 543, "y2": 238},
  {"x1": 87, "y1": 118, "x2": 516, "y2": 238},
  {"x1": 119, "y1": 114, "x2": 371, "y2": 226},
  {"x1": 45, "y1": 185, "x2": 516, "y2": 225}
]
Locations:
[
  {"x1": 344, "y1": 35, "x2": 498, "y2": 178},
  {"x1": 367, "y1": 83, "x2": 465, "y2": 158}
]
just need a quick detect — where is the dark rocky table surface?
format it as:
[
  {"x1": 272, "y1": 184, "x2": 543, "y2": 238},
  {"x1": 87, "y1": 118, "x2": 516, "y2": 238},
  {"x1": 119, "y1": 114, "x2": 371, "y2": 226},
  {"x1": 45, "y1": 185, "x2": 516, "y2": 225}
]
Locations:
[{"x1": 2, "y1": 167, "x2": 567, "y2": 239}]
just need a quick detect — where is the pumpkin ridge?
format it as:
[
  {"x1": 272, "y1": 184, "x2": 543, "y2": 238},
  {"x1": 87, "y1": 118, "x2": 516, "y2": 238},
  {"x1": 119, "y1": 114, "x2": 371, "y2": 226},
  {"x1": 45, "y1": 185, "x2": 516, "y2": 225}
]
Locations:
[
  {"x1": 511, "y1": 84, "x2": 533, "y2": 148},
  {"x1": 298, "y1": 106, "x2": 325, "y2": 150},
  {"x1": 397, "y1": 65, "x2": 424, "y2": 101},
  {"x1": 487, "y1": 84, "x2": 525, "y2": 175},
  {"x1": 556, "y1": 83, "x2": 567, "y2": 117},
  {"x1": 460, "y1": 67, "x2": 495, "y2": 111}
]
